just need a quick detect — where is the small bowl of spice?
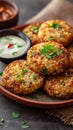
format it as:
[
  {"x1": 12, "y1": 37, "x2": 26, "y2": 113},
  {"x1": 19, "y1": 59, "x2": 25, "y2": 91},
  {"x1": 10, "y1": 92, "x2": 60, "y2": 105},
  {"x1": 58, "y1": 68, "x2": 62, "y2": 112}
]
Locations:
[
  {"x1": 0, "y1": 29, "x2": 31, "y2": 63},
  {"x1": 0, "y1": 0, "x2": 18, "y2": 29}
]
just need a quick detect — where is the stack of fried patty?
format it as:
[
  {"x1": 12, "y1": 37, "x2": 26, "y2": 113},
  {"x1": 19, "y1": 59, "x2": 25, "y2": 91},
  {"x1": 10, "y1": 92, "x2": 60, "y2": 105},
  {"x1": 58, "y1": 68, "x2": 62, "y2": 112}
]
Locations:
[{"x1": 2, "y1": 20, "x2": 73, "y2": 98}]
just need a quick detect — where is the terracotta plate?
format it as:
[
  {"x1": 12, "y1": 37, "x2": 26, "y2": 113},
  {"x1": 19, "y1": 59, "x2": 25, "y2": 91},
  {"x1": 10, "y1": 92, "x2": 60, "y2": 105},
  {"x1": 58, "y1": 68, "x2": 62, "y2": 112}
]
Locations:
[{"x1": 0, "y1": 24, "x2": 73, "y2": 109}]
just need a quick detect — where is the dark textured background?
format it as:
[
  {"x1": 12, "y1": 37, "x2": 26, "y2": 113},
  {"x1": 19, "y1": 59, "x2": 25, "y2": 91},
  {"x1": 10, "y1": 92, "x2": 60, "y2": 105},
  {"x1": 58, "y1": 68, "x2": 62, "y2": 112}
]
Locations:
[
  {"x1": 0, "y1": 0, "x2": 73, "y2": 130},
  {"x1": 12, "y1": 0, "x2": 73, "y2": 24}
]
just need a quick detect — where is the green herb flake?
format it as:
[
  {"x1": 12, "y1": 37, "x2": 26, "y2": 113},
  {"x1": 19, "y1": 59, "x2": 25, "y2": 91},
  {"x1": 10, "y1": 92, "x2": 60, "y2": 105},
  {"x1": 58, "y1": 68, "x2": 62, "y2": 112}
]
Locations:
[
  {"x1": 0, "y1": 49, "x2": 3, "y2": 54},
  {"x1": 40, "y1": 44, "x2": 57, "y2": 59},
  {"x1": 22, "y1": 125, "x2": 30, "y2": 129},
  {"x1": 12, "y1": 52, "x2": 17, "y2": 55},
  {"x1": 48, "y1": 36, "x2": 55, "y2": 41},
  {"x1": 0, "y1": 84, "x2": 3, "y2": 87},
  {"x1": 12, "y1": 112, "x2": 20, "y2": 119},
  {"x1": 17, "y1": 45, "x2": 23, "y2": 48},
  {"x1": 49, "y1": 22, "x2": 61, "y2": 29},
  {"x1": 33, "y1": 74, "x2": 37, "y2": 80},
  {"x1": 0, "y1": 72, "x2": 3, "y2": 76},
  {"x1": 22, "y1": 121, "x2": 27, "y2": 124},
  {"x1": 41, "y1": 68, "x2": 48, "y2": 75},
  {"x1": 22, "y1": 68, "x2": 28, "y2": 74},
  {"x1": 5, "y1": 36, "x2": 12, "y2": 40},
  {"x1": 1, "y1": 118, "x2": 4, "y2": 123},
  {"x1": 4, "y1": 125, "x2": 8, "y2": 128},
  {"x1": 16, "y1": 74, "x2": 23, "y2": 82},
  {"x1": 32, "y1": 26, "x2": 39, "y2": 33}
]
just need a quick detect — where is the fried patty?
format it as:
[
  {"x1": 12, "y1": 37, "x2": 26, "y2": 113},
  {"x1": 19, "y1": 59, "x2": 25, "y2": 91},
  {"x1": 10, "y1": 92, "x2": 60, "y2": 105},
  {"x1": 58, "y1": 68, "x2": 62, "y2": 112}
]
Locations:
[
  {"x1": 44, "y1": 68, "x2": 73, "y2": 98},
  {"x1": 2, "y1": 60, "x2": 44, "y2": 95},
  {"x1": 23, "y1": 23, "x2": 41, "y2": 45},
  {"x1": 38, "y1": 20, "x2": 73, "y2": 46},
  {"x1": 27, "y1": 41, "x2": 69, "y2": 75}
]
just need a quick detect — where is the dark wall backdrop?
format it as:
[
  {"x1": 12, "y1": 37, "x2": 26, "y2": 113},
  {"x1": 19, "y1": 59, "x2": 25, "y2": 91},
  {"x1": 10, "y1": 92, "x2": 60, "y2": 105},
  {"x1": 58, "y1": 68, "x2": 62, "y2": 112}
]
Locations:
[
  {"x1": 12, "y1": 0, "x2": 73, "y2": 25},
  {"x1": 12, "y1": 0, "x2": 50, "y2": 24}
]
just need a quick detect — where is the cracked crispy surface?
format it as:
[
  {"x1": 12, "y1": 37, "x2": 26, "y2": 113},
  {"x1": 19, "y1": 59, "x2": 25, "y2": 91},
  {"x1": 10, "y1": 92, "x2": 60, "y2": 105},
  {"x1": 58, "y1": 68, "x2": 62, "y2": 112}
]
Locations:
[
  {"x1": 27, "y1": 41, "x2": 69, "y2": 75},
  {"x1": 38, "y1": 20, "x2": 73, "y2": 46},
  {"x1": 23, "y1": 23, "x2": 41, "y2": 45},
  {"x1": 44, "y1": 68, "x2": 73, "y2": 98},
  {"x1": 2, "y1": 60, "x2": 44, "y2": 95}
]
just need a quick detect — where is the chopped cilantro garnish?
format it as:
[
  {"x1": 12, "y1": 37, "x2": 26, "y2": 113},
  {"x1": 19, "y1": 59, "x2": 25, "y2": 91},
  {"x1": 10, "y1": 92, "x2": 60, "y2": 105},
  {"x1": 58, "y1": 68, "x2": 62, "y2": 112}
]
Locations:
[
  {"x1": 12, "y1": 112, "x2": 20, "y2": 119},
  {"x1": 22, "y1": 125, "x2": 30, "y2": 129},
  {"x1": 0, "y1": 49, "x2": 3, "y2": 54},
  {"x1": 40, "y1": 44, "x2": 57, "y2": 59},
  {"x1": 48, "y1": 36, "x2": 55, "y2": 41},
  {"x1": 0, "y1": 118, "x2": 5, "y2": 127},
  {"x1": 22, "y1": 68, "x2": 28, "y2": 74},
  {"x1": 0, "y1": 84, "x2": 3, "y2": 87},
  {"x1": 21, "y1": 120, "x2": 30, "y2": 129},
  {"x1": 5, "y1": 36, "x2": 12, "y2": 40},
  {"x1": 32, "y1": 26, "x2": 39, "y2": 33},
  {"x1": 16, "y1": 74, "x2": 23, "y2": 82},
  {"x1": 0, "y1": 72, "x2": 3, "y2": 76},
  {"x1": 4, "y1": 125, "x2": 8, "y2": 128},
  {"x1": 40, "y1": 44, "x2": 64, "y2": 59},
  {"x1": 41, "y1": 68, "x2": 48, "y2": 75},
  {"x1": 1, "y1": 118, "x2": 4, "y2": 123},
  {"x1": 49, "y1": 22, "x2": 60, "y2": 29},
  {"x1": 12, "y1": 51, "x2": 17, "y2": 55},
  {"x1": 17, "y1": 45, "x2": 23, "y2": 48},
  {"x1": 33, "y1": 74, "x2": 37, "y2": 80},
  {"x1": 22, "y1": 121, "x2": 27, "y2": 124}
]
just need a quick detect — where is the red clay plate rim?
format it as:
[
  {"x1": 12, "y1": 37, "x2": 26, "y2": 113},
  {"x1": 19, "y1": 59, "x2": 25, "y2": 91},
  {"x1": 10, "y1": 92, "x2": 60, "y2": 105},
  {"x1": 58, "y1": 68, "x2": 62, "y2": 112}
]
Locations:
[
  {"x1": 0, "y1": 86, "x2": 73, "y2": 108},
  {"x1": 0, "y1": 23, "x2": 73, "y2": 108},
  {"x1": 12, "y1": 22, "x2": 42, "y2": 30}
]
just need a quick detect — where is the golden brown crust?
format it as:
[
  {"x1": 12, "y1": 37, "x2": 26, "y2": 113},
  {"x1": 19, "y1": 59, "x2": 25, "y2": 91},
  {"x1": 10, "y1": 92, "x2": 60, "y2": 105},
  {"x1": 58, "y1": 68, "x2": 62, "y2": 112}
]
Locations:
[
  {"x1": 38, "y1": 20, "x2": 73, "y2": 46},
  {"x1": 2, "y1": 60, "x2": 44, "y2": 95},
  {"x1": 27, "y1": 41, "x2": 69, "y2": 75},
  {"x1": 44, "y1": 68, "x2": 73, "y2": 98},
  {"x1": 23, "y1": 23, "x2": 41, "y2": 45}
]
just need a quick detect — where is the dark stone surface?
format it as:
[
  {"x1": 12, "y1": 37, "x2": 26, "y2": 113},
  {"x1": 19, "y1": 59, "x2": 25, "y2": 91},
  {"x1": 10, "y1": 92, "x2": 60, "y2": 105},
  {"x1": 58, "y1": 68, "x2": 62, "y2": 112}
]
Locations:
[
  {"x1": 0, "y1": 95, "x2": 73, "y2": 130},
  {"x1": 0, "y1": 0, "x2": 73, "y2": 130}
]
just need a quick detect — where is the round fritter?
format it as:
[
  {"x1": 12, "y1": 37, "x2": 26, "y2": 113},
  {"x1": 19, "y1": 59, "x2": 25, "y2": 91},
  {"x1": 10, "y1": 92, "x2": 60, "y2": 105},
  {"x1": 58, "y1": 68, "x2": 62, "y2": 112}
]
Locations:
[
  {"x1": 44, "y1": 68, "x2": 73, "y2": 98},
  {"x1": 2, "y1": 60, "x2": 44, "y2": 95},
  {"x1": 27, "y1": 42, "x2": 69, "y2": 75},
  {"x1": 23, "y1": 23, "x2": 41, "y2": 45},
  {"x1": 67, "y1": 42, "x2": 73, "y2": 67},
  {"x1": 38, "y1": 20, "x2": 73, "y2": 46}
]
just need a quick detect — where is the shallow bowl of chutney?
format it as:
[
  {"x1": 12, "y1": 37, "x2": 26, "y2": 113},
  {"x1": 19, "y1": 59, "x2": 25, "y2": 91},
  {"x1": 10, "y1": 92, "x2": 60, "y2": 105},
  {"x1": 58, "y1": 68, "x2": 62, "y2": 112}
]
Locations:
[{"x1": 0, "y1": 0, "x2": 19, "y2": 29}]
